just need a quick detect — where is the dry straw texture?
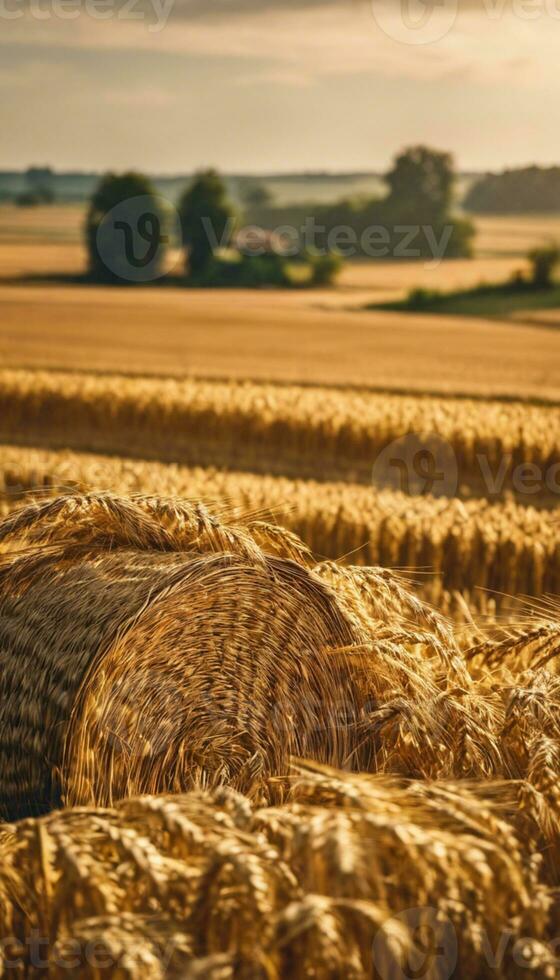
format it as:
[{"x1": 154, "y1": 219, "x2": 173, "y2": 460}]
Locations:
[
  {"x1": 1, "y1": 368, "x2": 559, "y2": 500},
  {"x1": 1, "y1": 492, "x2": 560, "y2": 817},
  {"x1": 1, "y1": 491, "x2": 560, "y2": 976},
  {"x1": 0, "y1": 492, "x2": 354, "y2": 818},
  {"x1": 2, "y1": 444, "x2": 560, "y2": 613},
  {"x1": 0, "y1": 490, "x2": 457, "y2": 821},
  {"x1": 0, "y1": 765, "x2": 557, "y2": 979}
]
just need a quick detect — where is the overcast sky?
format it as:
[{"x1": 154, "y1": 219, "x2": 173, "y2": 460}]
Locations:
[{"x1": 2, "y1": 0, "x2": 559, "y2": 172}]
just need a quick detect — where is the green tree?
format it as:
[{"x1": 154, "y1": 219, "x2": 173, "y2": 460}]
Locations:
[
  {"x1": 241, "y1": 181, "x2": 273, "y2": 209},
  {"x1": 528, "y1": 242, "x2": 560, "y2": 288},
  {"x1": 464, "y1": 166, "x2": 560, "y2": 214},
  {"x1": 17, "y1": 166, "x2": 56, "y2": 206},
  {"x1": 178, "y1": 170, "x2": 235, "y2": 276},
  {"x1": 86, "y1": 172, "x2": 164, "y2": 283},
  {"x1": 26, "y1": 166, "x2": 54, "y2": 193},
  {"x1": 384, "y1": 145, "x2": 454, "y2": 224}
]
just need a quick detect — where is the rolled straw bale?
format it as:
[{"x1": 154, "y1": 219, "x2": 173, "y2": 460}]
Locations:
[
  {"x1": 0, "y1": 765, "x2": 555, "y2": 979},
  {"x1": 0, "y1": 492, "x2": 385, "y2": 819}
]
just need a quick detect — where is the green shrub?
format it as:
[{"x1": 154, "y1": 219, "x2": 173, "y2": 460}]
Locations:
[
  {"x1": 15, "y1": 188, "x2": 55, "y2": 207},
  {"x1": 528, "y1": 242, "x2": 560, "y2": 288},
  {"x1": 405, "y1": 287, "x2": 442, "y2": 309},
  {"x1": 307, "y1": 251, "x2": 343, "y2": 286},
  {"x1": 192, "y1": 252, "x2": 289, "y2": 288}
]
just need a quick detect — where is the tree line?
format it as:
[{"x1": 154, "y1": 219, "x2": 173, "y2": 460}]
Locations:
[
  {"x1": 464, "y1": 166, "x2": 560, "y2": 214},
  {"x1": 86, "y1": 146, "x2": 474, "y2": 287}
]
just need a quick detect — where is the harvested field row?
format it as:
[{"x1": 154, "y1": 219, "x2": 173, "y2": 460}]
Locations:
[
  {"x1": 2, "y1": 444, "x2": 560, "y2": 611},
  {"x1": 1, "y1": 766, "x2": 557, "y2": 979},
  {"x1": 2, "y1": 369, "x2": 560, "y2": 502}
]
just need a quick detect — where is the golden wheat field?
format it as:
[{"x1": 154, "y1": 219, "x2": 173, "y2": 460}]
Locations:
[
  {"x1": 1, "y1": 206, "x2": 560, "y2": 977},
  {"x1": 0, "y1": 340, "x2": 560, "y2": 977},
  {"x1": 8, "y1": 0, "x2": 560, "y2": 943}
]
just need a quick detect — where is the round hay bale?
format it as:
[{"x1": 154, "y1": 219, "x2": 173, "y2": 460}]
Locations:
[{"x1": 0, "y1": 493, "x2": 370, "y2": 819}]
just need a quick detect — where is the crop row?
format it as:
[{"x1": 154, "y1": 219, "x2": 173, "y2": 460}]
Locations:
[
  {"x1": 1, "y1": 369, "x2": 560, "y2": 501},
  {"x1": 2, "y1": 443, "x2": 559, "y2": 611}
]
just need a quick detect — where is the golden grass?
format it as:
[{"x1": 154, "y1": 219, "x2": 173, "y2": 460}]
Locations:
[
  {"x1": 1, "y1": 443, "x2": 560, "y2": 613},
  {"x1": 2, "y1": 369, "x2": 560, "y2": 501},
  {"x1": 1, "y1": 765, "x2": 557, "y2": 979}
]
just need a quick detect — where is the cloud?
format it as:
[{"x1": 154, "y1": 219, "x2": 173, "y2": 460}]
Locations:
[
  {"x1": 2, "y1": 0, "x2": 559, "y2": 172},
  {"x1": 172, "y1": 0, "x2": 350, "y2": 16},
  {"x1": 2, "y1": 0, "x2": 559, "y2": 93}
]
